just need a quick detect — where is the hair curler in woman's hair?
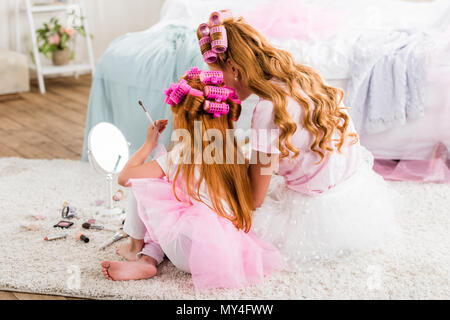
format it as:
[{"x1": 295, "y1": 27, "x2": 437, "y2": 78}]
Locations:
[
  {"x1": 197, "y1": 23, "x2": 217, "y2": 64},
  {"x1": 198, "y1": 23, "x2": 210, "y2": 37},
  {"x1": 169, "y1": 79, "x2": 191, "y2": 104},
  {"x1": 209, "y1": 10, "x2": 233, "y2": 26},
  {"x1": 209, "y1": 10, "x2": 233, "y2": 54},
  {"x1": 204, "y1": 100, "x2": 230, "y2": 118},
  {"x1": 204, "y1": 85, "x2": 229, "y2": 102},
  {"x1": 203, "y1": 49, "x2": 218, "y2": 64},
  {"x1": 200, "y1": 70, "x2": 223, "y2": 85},
  {"x1": 184, "y1": 67, "x2": 201, "y2": 80},
  {"x1": 210, "y1": 26, "x2": 228, "y2": 54}
]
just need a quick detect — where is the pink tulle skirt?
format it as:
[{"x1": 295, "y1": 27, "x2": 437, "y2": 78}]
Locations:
[{"x1": 129, "y1": 178, "x2": 285, "y2": 291}]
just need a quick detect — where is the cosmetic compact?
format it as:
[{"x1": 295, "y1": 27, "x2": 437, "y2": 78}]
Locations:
[
  {"x1": 61, "y1": 204, "x2": 77, "y2": 219},
  {"x1": 53, "y1": 220, "x2": 74, "y2": 229}
]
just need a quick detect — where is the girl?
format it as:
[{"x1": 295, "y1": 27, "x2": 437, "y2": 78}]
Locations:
[
  {"x1": 196, "y1": 10, "x2": 399, "y2": 269},
  {"x1": 101, "y1": 70, "x2": 284, "y2": 290}
]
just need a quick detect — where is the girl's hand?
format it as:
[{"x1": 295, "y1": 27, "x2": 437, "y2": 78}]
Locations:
[{"x1": 146, "y1": 119, "x2": 169, "y2": 148}]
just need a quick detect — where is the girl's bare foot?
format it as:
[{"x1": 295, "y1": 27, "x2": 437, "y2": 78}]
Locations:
[
  {"x1": 116, "y1": 238, "x2": 144, "y2": 261},
  {"x1": 101, "y1": 255, "x2": 157, "y2": 281}
]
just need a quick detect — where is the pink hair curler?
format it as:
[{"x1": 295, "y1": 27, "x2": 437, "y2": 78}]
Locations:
[
  {"x1": 209, "y1": 10, "x2": 233, "y2": 26},
  {"x1": 200, "y1": 70, "x2": 223, "y2": 85},
  {"x1": 204, "y1": 85, "x2": 229, "y2": 102},
  {"x1": 189, "y1": 88, "x2": 204, "y2": 97},
  {"x1": 204, "y1": 100, "x2": 230, "y2": 118},
  {"x1": 169, "y1": 79, "x2": 191, "y2": 104},
  {"x1": 227, "y1": 88, "x2": 242, "y2": 104},
  {"x1": 198, "y1": 23, "x2": 210, "y2": 37},
  {"x1": 198, "y1": 36, "x2": 211, "y2": 47},
  {"x1": 210, "y1": 26, "x2": 228, "y2": 53},
  {"x1": 203, "y1": 50, "x2": 217, "y2": 64},
  {"x1": 185, "y1": 67, "x2": 201, "y2": 80},
  {"x1": 163, "y1": 83, "x2": 177, "y2": 106}
]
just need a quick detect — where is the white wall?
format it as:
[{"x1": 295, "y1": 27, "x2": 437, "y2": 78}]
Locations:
[{"x1": 0, "y1": 0, "x2": 165, "y2": 64}]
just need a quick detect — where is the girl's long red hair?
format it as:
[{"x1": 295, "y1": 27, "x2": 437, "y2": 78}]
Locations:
[{"x1": 169, "y1": 77, "x2": 253, "y2": 232}]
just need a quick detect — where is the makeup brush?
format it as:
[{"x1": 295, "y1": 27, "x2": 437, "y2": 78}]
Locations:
[
  {"x1": 138, "y1": 100, "x2": 156, "y2": 127},
  {"x1": 99, "y1": 229, "x2": 128, "y2": 250},
  {"x1": 82, "y1": 222, "x2": 116, "y2": 232},
  {"x1": 138, "y1": 100, "x2": 167, "y2": 155},
  {"x1": 75, "y1": 232, "x2": 89, "y2": 243}
]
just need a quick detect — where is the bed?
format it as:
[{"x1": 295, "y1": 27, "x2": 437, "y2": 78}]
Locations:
[{"x1": 82, "y1": 0, "x2": 450, "y2": 173}]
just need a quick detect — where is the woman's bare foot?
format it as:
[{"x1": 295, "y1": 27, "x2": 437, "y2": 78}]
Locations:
[
  {"x1": 116, "y1": 238, "x2": 144, "y2": 261},
  {"x1": 101, "y1": 255, "x2": 157, "y2": 281}
]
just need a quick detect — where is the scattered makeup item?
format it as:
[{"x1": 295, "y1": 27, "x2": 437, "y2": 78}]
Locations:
[
  {"x1": 94, "y1": 200, "x2": 104, "y2": 206},
  {"x1": 99, "y1": 229, "x2": 128, "y2": 250},
  {"x1": 88, "y1": 218, "x2": 96, "y2": 224},
  {"x1": 44, "y1": 234, "x2": 67, "y2": 241},
  {"x1": 75, "y1": 232, "x2": 90, "y2": 243},
  {"x1": 20, "y1": 221, "x2": 42, "y2": 231},
  {"x1": 54, "y1": 220, "x2": 74, "y2": 229},
  {"x1": 112, "y1": 190, "x2": 124, "y2": 202},
  {"x1": 82, "y1": 222, "x2": 116, "y2": 232},
  {"x1": 113, "y1": 155, "x2": 122, "y2": 173},
  {"x1": 61, "y1": 202, "x2": 77, "y2": 219}
]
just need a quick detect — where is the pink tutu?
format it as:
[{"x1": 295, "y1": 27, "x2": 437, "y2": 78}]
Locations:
[{"x1": 129, "y1": 178, "x2": 285, "y2": 291}]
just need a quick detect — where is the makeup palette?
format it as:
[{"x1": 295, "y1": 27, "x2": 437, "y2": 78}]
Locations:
[{"x1": 53, "y1": 220, "x2": 74, "y2": 229}]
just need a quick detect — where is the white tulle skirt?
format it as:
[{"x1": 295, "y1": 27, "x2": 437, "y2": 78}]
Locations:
[{"x1": 252, "y1": 148, "x2": 401, "y2": 270}]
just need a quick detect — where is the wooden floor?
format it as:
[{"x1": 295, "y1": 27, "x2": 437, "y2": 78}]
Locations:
[
  {"x1": 0, "y1": 76, "x2": 91, "y2": 300},
  {"x1": 0, "y1": 75, "x2": 91, "y2": 160},
  {"x1": 0, "y1": 291, "x2": 82, "y2": 300}
]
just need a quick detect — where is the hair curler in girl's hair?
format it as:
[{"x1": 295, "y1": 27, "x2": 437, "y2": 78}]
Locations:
[
  {"x1": 184, "y1": 67, "x2": 201, "y2": 80},
  {"x1": 197, "y1": 23, "x2": 218, "y2": 64},
  {"x1": 184, "y1": 88, "x2": 205, "y2": 113},
  {"x1": 204, "y1": 85, "x2": 229, "y2": 102},
  {"x1": 204, "y1": 100, "x2": 230, "y2": 118},
  {"x1": 227, "y1": 88, "x2": 242, "y2": 104},
  {"x1": 200, "y1": 70, "x2": 223, "y2": 85},
  {"x1": 163, "y1": 83, "x2": 177, "y2": 106},
  {"x1": 169, "y1": 79, "x2": 191, "y2": 104},
  {"x1": 189, "y1": 88, "x2": 204, "y2": 97}
]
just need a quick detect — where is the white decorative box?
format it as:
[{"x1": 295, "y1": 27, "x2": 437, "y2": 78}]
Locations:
[{"x1": 0, "y1": 50, "x2": 30, "y2": 95}]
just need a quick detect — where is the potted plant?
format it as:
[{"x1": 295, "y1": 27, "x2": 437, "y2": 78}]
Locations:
[{"x1": 36, "y1": 14, "x2": 90, "y2": 66}]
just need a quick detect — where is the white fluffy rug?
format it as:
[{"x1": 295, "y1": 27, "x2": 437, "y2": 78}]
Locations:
[{"x1": 0, "y1": 157, "x2": 449, "y2": 299}]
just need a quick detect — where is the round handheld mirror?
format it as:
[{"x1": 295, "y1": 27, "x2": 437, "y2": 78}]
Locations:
[{"x1": 88, "y1": 122, "x2": 129, "y2": 220}]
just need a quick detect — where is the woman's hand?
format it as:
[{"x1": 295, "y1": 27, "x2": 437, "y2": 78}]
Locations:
[{"x1": 145, "y1": 119, "x2": 169, "y2": 148}]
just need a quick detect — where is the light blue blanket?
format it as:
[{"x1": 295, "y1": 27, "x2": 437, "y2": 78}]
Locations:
[
  {"x1": 345, "y1": 29, "x2": 431, "y2": 135},
  {"x1": 81, "y1": 24, "x2": 206, "y2": 161}
]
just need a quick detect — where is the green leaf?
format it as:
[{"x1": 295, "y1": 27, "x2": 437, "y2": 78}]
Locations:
[{"x1": 60, "y1": 33, "x2": 69, "y2": 47}]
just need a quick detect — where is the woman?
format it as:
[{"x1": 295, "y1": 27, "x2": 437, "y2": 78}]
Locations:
[{"x1": 197, "y1": 10, "x2": 399, "y2": 269}]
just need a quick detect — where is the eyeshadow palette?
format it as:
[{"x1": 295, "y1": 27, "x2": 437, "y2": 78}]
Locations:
[{"x1": 53, "y1": 220, "x2": 74, "y2": 229}]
